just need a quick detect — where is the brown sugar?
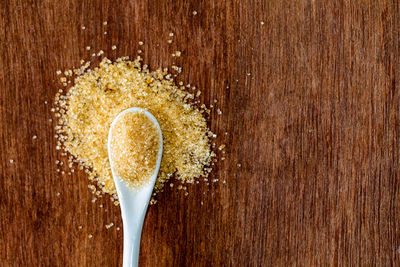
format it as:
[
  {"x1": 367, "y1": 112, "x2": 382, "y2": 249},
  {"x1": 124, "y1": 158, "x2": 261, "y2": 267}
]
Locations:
[
  {"x1": 54, "y1": 57, "x2": 215, "y2": 197},
  {"x1": 109, "y1": 111, "x2": 161, "y2": 189}
]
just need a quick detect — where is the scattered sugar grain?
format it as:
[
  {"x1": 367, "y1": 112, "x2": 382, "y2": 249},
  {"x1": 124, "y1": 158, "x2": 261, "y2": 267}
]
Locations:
[
  {"x1": 105, "y1": 222, "x2": 114, "y2": 229},
  {"x1": 86, "y1": 46, "x2": 91, "y2": 51},
  {"x1": 111, "y1": 45, "x2": 117, "y2": 50},
  {"x1": 88, "y1": 234, "x2": 93, "y2": 239},
  {"x1": 103, "y1": 21, "x2": 107, "y2": 25},
  {"x1": 193, "y1": 11, "x2": 198, "y2": 15},
  {"x1": 32, "y1": 135, "x2": 37, "y2": 140},
  {"x1": 138, "y1": 41, "x2": 144, "y2": 46}
]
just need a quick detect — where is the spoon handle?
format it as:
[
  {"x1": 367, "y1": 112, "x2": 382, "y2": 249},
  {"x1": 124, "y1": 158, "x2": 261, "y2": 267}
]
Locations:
[
  {"x1": 118, "y1": 181, "x2": 153, "y2": 267},
  {"x1": 122, "y1": 221, "x2": 143, "y2": 267}
]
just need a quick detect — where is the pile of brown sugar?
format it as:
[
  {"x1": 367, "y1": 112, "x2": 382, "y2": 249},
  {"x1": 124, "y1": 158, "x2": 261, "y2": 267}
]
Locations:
[
  {"x1": 54, "y1": 56, "x2": 215, "y2": 200},
  {"x1": 109, "y1": 110, "x2": 161, "y2": 189}
]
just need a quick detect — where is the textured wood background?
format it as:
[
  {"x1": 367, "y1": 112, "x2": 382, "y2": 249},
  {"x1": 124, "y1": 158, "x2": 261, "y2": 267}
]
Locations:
[{"x1": 1, "y1": 0, "x2": 399, "y2": 266}]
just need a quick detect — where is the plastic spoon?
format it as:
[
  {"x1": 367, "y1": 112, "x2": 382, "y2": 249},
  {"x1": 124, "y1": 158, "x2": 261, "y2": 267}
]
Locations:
[{"x1": 108, "y1": 107, "x2": 163, "y2": 267}]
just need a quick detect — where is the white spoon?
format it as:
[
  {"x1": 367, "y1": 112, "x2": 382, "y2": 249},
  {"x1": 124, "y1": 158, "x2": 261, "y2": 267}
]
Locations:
[{"x1": 108, "y1": 107, "x2": 163, "y2": 267}]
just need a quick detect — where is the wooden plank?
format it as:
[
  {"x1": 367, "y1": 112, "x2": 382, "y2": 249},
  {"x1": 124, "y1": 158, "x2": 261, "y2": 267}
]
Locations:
[{"x1": 0, "y1": 0, "x2": 399, "y2": 265}]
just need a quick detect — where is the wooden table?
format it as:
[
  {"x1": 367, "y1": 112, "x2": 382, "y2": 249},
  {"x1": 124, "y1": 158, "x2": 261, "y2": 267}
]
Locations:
[{"x1": 1, "y1": 0, "x2": 399, "y2": 266}]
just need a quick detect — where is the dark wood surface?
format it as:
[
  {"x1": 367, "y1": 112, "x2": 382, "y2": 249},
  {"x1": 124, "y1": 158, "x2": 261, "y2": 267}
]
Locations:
[{"x1": 1, "y1": 0, "x2": 400, "y2": 266}]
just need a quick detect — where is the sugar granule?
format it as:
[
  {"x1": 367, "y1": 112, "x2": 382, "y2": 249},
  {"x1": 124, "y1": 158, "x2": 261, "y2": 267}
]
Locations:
[
  {"x1": 105, "y1": 222, "x2": 114, "y2": 229},
  {"x1": 54, "y1": 57, "x2": 215, "y2": 196},
  {"x1": 109, "y1": 111, "x2": 161, "y2": 189}
]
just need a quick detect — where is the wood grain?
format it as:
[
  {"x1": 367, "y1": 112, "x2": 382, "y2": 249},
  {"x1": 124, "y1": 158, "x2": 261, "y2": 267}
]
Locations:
[{"x1": 1, "y1": 0, "x2": 399, "y2": 266}]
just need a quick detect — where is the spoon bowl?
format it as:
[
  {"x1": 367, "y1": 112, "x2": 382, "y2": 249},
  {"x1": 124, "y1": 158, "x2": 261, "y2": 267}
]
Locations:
[{"x1": 108, "y1": 107, "x2": 163, "y2": 267}]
